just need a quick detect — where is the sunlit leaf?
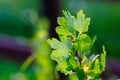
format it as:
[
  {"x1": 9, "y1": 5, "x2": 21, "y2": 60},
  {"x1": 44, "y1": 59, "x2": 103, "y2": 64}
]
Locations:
[
  {"x1": 74, "y1": 10, "x2": 90, "y2": 33},
  {"x1": 74, "y1": 34, "x2": 95, "y2": 55},
  {"x1": 56, "y1": 27, "x2": 72, "y2": 36},
  {"x1": 48, "y1": 38, "x2": 73, "y2": 74},
  {"x1": 100, "y1": 46, "x2": 106, "y2": 71},
  {"x1": 69, "y1": 74, "x2": 78, "y2": 80}
]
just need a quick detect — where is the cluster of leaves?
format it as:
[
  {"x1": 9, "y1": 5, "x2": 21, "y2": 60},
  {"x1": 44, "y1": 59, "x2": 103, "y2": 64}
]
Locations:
[{"x1": 48, "y1": 10, "x2": 106, "y2": 80}]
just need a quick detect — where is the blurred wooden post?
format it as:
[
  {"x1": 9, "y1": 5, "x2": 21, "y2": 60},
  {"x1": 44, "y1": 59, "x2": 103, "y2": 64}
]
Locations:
[
  {"x1": 42, "y1": 0, "x2": 60, "y2": 38},
  {"x1": 41, "y1": 0, "x2": 68, "y2": 80}
]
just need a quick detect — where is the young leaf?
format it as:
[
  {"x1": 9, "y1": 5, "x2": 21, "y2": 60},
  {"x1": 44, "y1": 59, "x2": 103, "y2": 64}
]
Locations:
[
  {"x1": 87, "y1": 75, "x2": 102, "y2": 80},
  {"x1": 100, "y1": 46, "x2": 106, "y2": 71},
  {"x1": 68, "y1": 56, "x2": 79, "y2": 69},
  {"x1": 56, "y1": 27, "x2": 72, "y2": 36},
  {"x1": 57, "y1": 17, "x2": 67, "y2": 29},
  {"x1": 57, "y1": 59, "x2": 72, "y2": 75},
  {"x1": 47, "y1": 38, "x2": 62, "y2": 50},
  {"x1": 62, "y1": 11, "x2": 76, "y2": 35},
  {"x1": 48, "y1": 38, "x2": 73, "y2": 75},
  {"x1": 92, "y1": 59, "x2": 101, "y2": 74},
  {"x1": 74, "y1": 10, "x2": 90, "y2": 33},
  {"x1": 50, "y1": 50, "x2": 72, "y2": 75},
  {"x1": 69, "y1": 74, "x2": 78, "y2": 80},
  {"x1": 74, "y1": 34, "x2": 95, "y2": 55},
  {"x1": 47, "y1": 38, "x2": 72, "y2": 51}
]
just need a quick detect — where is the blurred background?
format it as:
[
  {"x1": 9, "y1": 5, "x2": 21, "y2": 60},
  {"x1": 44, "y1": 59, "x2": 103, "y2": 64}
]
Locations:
[{"x1": 0, "y1": 0, "x2": 120, "y2": 80}]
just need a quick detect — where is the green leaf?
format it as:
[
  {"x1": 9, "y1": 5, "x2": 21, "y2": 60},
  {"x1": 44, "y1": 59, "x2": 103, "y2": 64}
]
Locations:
[
  {"x1": 50, "y1": 50, "x2": 69, "y2": 61},
  {"x1": 77, "y1": 10, "x2": 85, "y2": 19},
  {"x1": 62, "y1": 10, "x2": 76, "y2": 35},
  {"x1": 56, "y1": 27, "x2": 73, "y2": 41},
  {"x1": 89, "y1": 59, "x2": 101, "y2": 74},
  {"x1": 66, "y1": 56, "x2": 79, "y2": 72},
  {"x1": 57, "y1": 17, "x2": 67, "y2": 29},
  {"x1": 68, "y1": 56, "x2": 79, "y2": 69},
  {"x1": 87, "y1": 75, "x2": 101, "y2": 80},
  {"x1": 50, "y1": 50, "x2": 72, "y2": 75},
  {"x1": 76, "y1": 67, "x2": 84, "y2": 80},
  {"x1": 74, "y1": 10, "x2": 90, "y2": 33},
  {"x1": 93, "y1": 59, "x2": 101, "y2": 74},
  {"x1": 56, "y1": 27, "x2": 72, "y2": 36},
  {"x1": 47, "y1": 38, "x2": 72, "y2": 51},
  {"x1": 69, "y1": 74, "x2": 79, "y2": 80},
  {"x1": 89, "y1": 54, "x2": 99, "y2": 62},
  {"x1": 74, "y1": 34, "x2": 95, "y2": 55},
  {"x1": 47, "y1": 38, "x2": 61, "y2": 50},
  {"x1": 48, "y1": 38, "x2": 73, "y2": 75},
  {"x1": 57, "y1": 59, "x2": 72, "y2": 75},
  {"x1": 100, "y1": 46, "x2": 106, "y2": 71},
  {"x1": 81, "y1": 54, "x2": 99, "y2": 72},
  {"x1": 91, "y1": 36, "x2": 97, "y2": 46}
]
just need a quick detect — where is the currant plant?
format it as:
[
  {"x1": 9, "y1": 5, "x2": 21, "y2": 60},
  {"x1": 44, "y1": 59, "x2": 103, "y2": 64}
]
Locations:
[{"x1": 48, "y1": 10, "x2": 106, "y2": 80}]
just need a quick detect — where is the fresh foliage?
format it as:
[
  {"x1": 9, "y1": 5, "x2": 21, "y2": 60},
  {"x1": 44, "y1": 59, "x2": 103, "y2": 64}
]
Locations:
[{"x1": 48, "y1": 10, "x2": 106, "y2": 80}]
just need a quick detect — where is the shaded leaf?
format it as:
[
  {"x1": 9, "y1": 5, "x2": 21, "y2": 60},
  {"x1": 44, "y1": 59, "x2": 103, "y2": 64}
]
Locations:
[{"x1": 76, "y1": 67, "x2": 84, "y2": 80}]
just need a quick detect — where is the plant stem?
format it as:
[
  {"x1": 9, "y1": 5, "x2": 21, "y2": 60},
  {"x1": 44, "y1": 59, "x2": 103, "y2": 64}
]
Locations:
[{"x1": 76, "y1": 52, "x2": 82, "y2": 66}]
